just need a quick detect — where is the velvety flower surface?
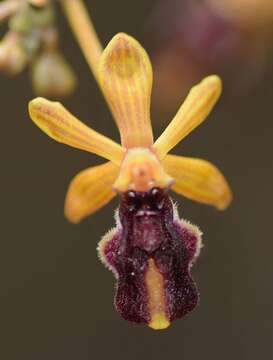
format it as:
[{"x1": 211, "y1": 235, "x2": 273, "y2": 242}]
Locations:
[
  {"x1": 98, "y1": 188, "x2": 202, "y2": 329},
  {"x1": 28, "y1": 33, "x2": 232, "y2": 329}
]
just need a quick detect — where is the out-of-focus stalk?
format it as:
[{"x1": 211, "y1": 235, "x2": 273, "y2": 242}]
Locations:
[{"x1": 61, "y1": 0, "x2": 103, "y2": 83}]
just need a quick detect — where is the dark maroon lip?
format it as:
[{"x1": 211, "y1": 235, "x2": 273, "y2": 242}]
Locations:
[{"x1": 100, "y1": 187, "x2": 201, "y2": 326}]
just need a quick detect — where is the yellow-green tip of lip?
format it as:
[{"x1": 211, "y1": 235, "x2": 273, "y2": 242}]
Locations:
[{"x1": 148, "y1": 314, "x2": 170, "y2": 330}]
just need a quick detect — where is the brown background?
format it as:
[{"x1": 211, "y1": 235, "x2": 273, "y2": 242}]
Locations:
[{"x1": 0, "y1": 1, "x2": 272, "y2": 359}]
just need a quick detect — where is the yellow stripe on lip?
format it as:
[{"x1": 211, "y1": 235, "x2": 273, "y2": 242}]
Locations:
[{"x1": 145, "y1": 258, "x2": 170, "y2": 330}]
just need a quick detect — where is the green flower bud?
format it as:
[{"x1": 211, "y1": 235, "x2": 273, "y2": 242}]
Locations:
[
  {"x1": 31, "y1": 51, "x2": 77, "y2": 97},
  {"x1": 9, "y1": 2, "x2": 54, "y2": 34},
  {"x1": 0, "y1": 33, "x2": 28, "y2": 75}
]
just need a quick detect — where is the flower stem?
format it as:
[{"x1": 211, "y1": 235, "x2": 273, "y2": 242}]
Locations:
[{"x1": 61, "y1": 0, "x2": 103, "y2": 83}]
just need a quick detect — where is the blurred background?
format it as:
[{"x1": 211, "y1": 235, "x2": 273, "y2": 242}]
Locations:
[{"x1": 0, "y1": 0, "x2": 272, "y2": 359}]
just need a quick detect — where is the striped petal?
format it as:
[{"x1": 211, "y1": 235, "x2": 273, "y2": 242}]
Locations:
[
  {"x1": 29, "y1": 97, "x2": 124, "y2": 165},
  {"x1": 98, "y1": 33, "x2": 154, "y2": 148},
  {"x1": 153, "y1": 76, "x2": 222, "y2": 159},
  {"x1": 64, "y1": 162, "x2": 119, "y2": 223},
  {"x1": 163, "y1": 155, "x2": 232, "y2": 210}
]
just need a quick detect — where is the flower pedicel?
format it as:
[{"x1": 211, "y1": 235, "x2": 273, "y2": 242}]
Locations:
[{"x1": 29, "y1": 33, "x2": 232, "y2": 329}]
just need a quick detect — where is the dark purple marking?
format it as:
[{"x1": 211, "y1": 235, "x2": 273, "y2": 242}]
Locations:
[{"x1": 101, "y1": 188, "x2": 201, "y2": 325}]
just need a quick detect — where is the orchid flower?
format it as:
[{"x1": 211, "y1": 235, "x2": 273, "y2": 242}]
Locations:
[{"x1": 29, "y1": 33, "x2": 232, "y2": 329}]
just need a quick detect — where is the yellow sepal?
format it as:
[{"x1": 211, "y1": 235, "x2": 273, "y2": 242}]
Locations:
[
  {"x1": 163, "y1": 154, "x2": 232, "y2": 210},
  {"x1": 98, "y1": 33, "x2": 154, "y2": 148},
  {"x1": 64, "y1": 162, "x2": 119, "y2": 223},
  {"x1": 29, "y1": 97, "x2": 124, "y2": 165},
  {"x1": 154, "y1": 75, "x2": 222, "y2": 159}
]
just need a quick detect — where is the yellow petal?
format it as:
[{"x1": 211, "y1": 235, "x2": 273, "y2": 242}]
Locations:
[
  {"x1": 113, "y1": 148, "x2": 173, "y2": 193},
  {"x1": 153, "y1": 75, "x2": 222, "y2": 159},
  {"x1": 64, "y1": 162, "x2": 119, "y2": 223},
  {"x1": 98, "y1": 33, "x2": 154, "y2": 148},
  {"x1": 163, "y1": 155, "x2": 232, "y2": 210},
  {"x1": 29, "y1": 97, "x2": 124, "y2": 165}
]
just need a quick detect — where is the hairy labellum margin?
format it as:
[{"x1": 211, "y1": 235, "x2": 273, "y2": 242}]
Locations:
[{"x1": 98, "y1": 188, "x2": 202, "y2": 330}]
